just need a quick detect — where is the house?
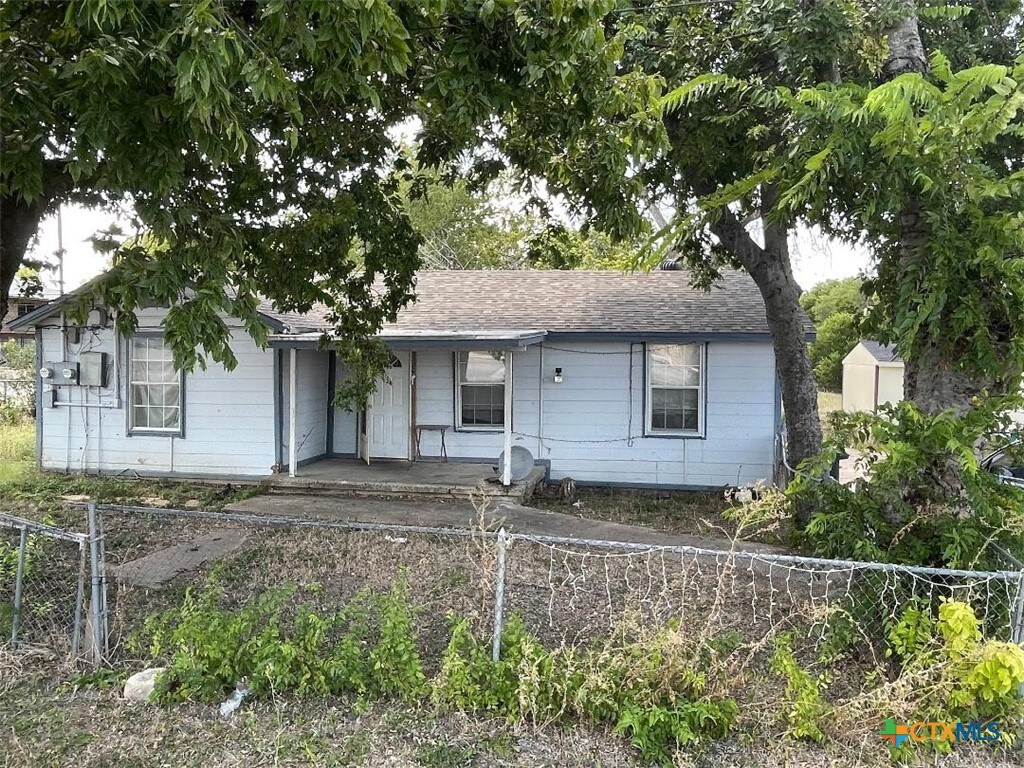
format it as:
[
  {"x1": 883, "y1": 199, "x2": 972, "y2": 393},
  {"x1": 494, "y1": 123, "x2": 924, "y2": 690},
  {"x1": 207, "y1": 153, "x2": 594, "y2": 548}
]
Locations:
[
  {"x1": 1, "y1": 296, "x2": 49, "y2": 346},
  {"x1": 842, "y1": 340, "x2": 904, "y2": 413},
  {"x1": 11, "y1": 270, "x2": 802, "y2": 490}
]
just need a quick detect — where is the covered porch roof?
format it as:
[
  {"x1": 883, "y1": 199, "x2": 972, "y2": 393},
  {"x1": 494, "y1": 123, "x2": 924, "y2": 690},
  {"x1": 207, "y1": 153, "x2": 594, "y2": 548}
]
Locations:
[{"x1": 268, "y1": 328, "x2": 548, "y2": 350}]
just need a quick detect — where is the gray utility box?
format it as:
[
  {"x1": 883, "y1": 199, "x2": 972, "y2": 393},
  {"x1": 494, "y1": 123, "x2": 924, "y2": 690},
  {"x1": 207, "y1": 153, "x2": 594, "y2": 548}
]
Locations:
[{"x1": 79, "y1": 352, "x2": 108, "y2": 387}]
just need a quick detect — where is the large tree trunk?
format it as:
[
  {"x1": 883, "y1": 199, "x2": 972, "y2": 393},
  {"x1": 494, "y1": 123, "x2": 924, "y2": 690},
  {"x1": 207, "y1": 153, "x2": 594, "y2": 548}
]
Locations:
[
  {"x1": 897, "y1": 201, "x2": 1004, "y2": 415},
  {"x1": 708, "y1": 193, "x2": 823, "y2": 524},
  {"x1": 882, "y1": 4, "x2": 1005, "y2": 417},
  {"x1": 0, "y1": 193, "x2": 50, "y2": 322}
]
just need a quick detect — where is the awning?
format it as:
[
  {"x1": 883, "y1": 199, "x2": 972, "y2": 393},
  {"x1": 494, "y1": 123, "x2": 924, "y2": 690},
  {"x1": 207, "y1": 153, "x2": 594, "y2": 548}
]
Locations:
[{"x1": 268, "y1": 328, "x2": 548, "y2": 350}]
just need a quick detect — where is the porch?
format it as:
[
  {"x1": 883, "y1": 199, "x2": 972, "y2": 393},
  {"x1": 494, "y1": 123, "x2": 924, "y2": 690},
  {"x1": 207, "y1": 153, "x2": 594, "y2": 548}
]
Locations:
[{"x1": 266, "y1": 457, "x2": 546, "y2": 502}]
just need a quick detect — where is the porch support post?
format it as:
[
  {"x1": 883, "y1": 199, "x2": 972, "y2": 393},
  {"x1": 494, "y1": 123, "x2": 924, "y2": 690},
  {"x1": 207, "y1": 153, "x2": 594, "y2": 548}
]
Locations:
[
  {"x1": 288, "y1": 347, "x2": 297, "y2": 478},
  {"x1": 502, "y1": 349, "x2": 514, "y2": 486}
]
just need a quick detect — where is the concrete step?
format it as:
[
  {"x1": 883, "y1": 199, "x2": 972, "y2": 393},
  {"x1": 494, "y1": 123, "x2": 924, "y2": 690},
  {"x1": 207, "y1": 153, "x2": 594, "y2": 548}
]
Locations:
[{"x1": 266, "y1": 466, "x2": 546, "y2": 504}]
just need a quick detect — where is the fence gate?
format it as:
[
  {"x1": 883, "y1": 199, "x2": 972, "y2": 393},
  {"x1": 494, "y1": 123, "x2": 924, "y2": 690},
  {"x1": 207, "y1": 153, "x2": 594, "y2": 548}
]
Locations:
[{"x1": 1, "y1": 513, "x2": 90, "y2": 660}]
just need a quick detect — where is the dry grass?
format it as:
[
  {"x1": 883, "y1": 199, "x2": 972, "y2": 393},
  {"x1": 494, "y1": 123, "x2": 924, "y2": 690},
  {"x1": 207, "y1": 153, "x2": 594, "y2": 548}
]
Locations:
[
  {"x1": 819, "y1": 390, "x2": 844, "y2": 435},
  {"x1": 3, "y1": 507, "x2": 1022, "y2": 767},
  {"x1": 531, "y1": 486, "x2": 786, "y2": 545},
  {"x1": 2, "y1": 660, "x2": 1019, "y2": 768}
]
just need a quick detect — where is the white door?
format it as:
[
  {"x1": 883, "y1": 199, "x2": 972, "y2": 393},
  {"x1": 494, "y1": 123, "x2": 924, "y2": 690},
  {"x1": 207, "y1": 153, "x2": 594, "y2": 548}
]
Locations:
[{"x1": 365, "y1": 351, "x2": 411, "y2": 459}]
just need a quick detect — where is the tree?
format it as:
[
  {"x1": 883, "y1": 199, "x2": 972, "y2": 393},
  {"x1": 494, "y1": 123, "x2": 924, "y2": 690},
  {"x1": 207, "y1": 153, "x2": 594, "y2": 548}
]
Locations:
[
  {"x1": 405, "y1": 171, "x2": 532, "y2": 269},
  {"x1": 669, "y1": 7, "x2": 1023, "y2": 522},
  {"x1": 800, "y1": 277, "x2": 867, "y2": 327},
  {"x1": 774, "y1": 40, "x2": 1024, "y2": 417},
  {"x1": 800, "y1": 278, "x2": 867, "y2": 391},
  {"x1": 657, "y1": 2, "x2": 1021, "y2": 417},
  {"x1": 1, "y1": 0, "x2": 636, "y2": 401},
  {"x1": 809, "y1": 312, "x2": 860, "y2": 393}
]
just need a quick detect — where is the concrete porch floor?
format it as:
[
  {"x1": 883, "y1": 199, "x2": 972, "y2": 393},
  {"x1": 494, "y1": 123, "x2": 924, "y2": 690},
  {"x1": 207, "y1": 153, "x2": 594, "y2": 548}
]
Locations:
[{"x1": 266, "y1": 457, "x2": 546, "y2": 502}]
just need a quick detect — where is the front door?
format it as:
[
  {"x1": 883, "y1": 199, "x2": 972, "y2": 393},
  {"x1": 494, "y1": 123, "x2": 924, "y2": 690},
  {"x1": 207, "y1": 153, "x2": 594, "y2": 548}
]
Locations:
[{"x1": 361, "y1": 351, "x2": 411, "y2": 460}]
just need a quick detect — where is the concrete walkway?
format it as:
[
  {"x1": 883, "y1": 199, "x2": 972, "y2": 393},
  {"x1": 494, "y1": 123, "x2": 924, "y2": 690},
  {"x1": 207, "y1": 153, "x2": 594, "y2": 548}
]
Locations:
[
  {"x1": 224, "y1": 494, "x2": 785, "y2": 554},
  {"x1": 113, "y1": 528, "x2": 249, "y2": 589}
]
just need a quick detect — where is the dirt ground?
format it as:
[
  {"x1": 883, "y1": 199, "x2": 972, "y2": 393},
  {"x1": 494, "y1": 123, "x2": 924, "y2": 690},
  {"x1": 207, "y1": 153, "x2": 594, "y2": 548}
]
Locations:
[
  {"x1": 529, "y1": 486, "x2": 784, "y2": 544},
  {"x1": 2, "y1": 502, "x2": 1021, "y2": 767},
  {"x1": 3, "y1": 654, "x2": 1019, "y2": 768}
]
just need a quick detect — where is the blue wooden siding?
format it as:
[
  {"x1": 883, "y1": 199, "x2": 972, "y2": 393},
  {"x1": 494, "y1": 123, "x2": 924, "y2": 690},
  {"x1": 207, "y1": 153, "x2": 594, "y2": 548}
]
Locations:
[
  {"x1": 37, "y1": 309, "x2": 276, "y2": 477},
  {"x1": 408, "y1": 341, "x2": 776, "y2": 487},
  {"x1": 331, "y1": 362, "x2": 359, "y2": 456}
]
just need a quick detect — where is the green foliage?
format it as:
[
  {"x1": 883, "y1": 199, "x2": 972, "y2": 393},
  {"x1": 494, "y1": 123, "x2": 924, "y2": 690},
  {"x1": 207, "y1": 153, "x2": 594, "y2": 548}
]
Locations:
[
  {"x1": 800, "y1": 278, "x2": 868, "y2": 326},
  {"x1": 367, "y1": 580, "x2": 427, "y2": 700},
  {"x1": 525, "y1": 224, "x2": 639, "y2": 271},
  {"x1": 3, "y1": 0, "x2": 666, "y2": 403},
  {"x1": 770, "y1": 633, "x2": 830, "y2": 742},
  {"x1": 135, "y1": 580, "x2": 425, "y2": 704},
  {"x1": 810, "y1": 311, "x2": 861, "y2": 392},
  {"x1": 432, "y1": 614, "x2": 541, "y2": 718},
  {"x1": 886, "y1": 601, "x2": 1024, "y2": 732},
  {"x1": 0, "y1": 341, "x2": 35, "y2": 373},
  {"x1": 798, "y1": 278, "x2": 867, "y2": 391},
  {"x1": 716, "y1": 54, "x2": 1024, "y2": 395},
  {"x1": 405, "y1": 171, "x2": 530, "y2": 270},
  {"x1": 792, "y1": 398, "x2": 1024, "y2": 568},
  {"x1": 433, "y1": 616, "x2": 736, "y2": 764},
  {"x1": 0, "y1": 401, "x2": 30, "y2": 428},
  {"x1": 404, "y1": 172, "x2": 640, "y2": 273},
  {"x1": 887, "y1": 599, "x2": 935, "y2": 664}
]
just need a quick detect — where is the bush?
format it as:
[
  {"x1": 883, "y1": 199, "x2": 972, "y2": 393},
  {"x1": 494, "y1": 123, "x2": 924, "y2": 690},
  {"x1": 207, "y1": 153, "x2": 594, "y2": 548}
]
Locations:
[
  {"x1": 135, "y1": 580, "x2": 425, "y2": 703},
  {"x1": 0, "y1": 340, "x2": 35, "y2": 373},
  {"x1": 882, "y1": 600, "x2": 1024, "y2": 749},
  {"x1": 791, "y1": 398, "x2": 1024, "y2": 568},
  {"x1": 433, "y1": 616, "x2": 737, "y2": 764}
]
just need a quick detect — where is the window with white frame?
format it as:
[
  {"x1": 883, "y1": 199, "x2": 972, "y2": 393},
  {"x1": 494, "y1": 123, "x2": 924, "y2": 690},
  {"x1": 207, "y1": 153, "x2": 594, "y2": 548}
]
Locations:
[
  {"x1": 456, "y1": 350, "x2": 506, "y2": 429},
  {"x1": 129, "y1": 337, "x2": 182, "y2": 434},
  {"x1": 647, "y1": 343, "x2": 703, "y2": 435}
]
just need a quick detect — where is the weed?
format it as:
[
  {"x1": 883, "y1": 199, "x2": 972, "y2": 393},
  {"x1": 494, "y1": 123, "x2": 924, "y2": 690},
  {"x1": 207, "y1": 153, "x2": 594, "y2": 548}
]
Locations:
[
  {"x1": 417, "y1": 743, "x2": 475, "y2": 768},
  {"x1": 770, "y1": 633, "x2": 830, "y2": 742}
]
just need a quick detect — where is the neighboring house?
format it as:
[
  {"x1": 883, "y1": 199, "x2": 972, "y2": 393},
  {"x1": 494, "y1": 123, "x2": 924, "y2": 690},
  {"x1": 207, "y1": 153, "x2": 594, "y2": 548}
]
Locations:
[
  {"x1": 842, "y1": 340, "x2": 904, "y2": 413},
  {"x1": 1, "y1": 296, "x2": 48, "y2": 345},
  {"x1": 11, "y1": 270, "x2": 806, "y2": 489}
]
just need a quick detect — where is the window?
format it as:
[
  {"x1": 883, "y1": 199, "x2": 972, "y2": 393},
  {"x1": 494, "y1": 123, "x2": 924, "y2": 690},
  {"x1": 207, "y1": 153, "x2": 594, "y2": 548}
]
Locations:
[
  {"x1": 456, "y1": 350, "x2": 506, "y2": 429},
  {"x1": 647, "y1": 344, "x2": 703, "y2": 435},
  {"x1": 128, "y1": 337, "x2": 183, "y2": 434},
  {"x1": 17, "y1": 303, "x2": 32, "y2": 316}
]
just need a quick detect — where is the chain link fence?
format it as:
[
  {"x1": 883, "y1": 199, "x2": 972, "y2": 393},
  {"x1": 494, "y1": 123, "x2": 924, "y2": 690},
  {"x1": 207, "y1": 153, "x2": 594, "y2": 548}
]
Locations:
[
  {"x1": 7, "y1": 500, "x2": 1023, "y2": 711},
  {"x1": 1, "y1": 513, "x2": 88, "y2": 659},
  {"x1": 74, "y1": 503, "x2": 1024, "y2": 661}
]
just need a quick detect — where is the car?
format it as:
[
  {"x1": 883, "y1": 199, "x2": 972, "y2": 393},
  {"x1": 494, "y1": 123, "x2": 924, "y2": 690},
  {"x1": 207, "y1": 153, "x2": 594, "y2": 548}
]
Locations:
[{"x1": 981, "y1": 438, "x2": 1024, "y2": 489}]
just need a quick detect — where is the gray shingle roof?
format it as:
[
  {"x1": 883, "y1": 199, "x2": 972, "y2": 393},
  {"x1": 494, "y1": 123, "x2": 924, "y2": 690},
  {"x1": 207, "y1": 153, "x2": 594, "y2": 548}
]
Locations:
[
  {"x1": 254, "y1": 302, "x2": 331, "y2": 333},
  {"x1": 14, "y1": 268, "x2": 807, "y2": 339},
  {"x1": 379, "y1": 269, "x2": 800, "y2": 336},
  {"x1": 860, "y1": 340, "x2": 903, "y2": 363}
]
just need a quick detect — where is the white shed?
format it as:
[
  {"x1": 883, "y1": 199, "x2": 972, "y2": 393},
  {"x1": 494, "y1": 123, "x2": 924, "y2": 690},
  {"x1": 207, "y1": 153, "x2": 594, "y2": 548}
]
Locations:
[{"x1": 842, "y1": 340, "x2": 904, "y2": 413}]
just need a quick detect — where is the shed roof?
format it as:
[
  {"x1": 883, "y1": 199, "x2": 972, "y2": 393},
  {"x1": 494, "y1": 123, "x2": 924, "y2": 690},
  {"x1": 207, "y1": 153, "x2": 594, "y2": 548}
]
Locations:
[{"x1": 859, "y1": 340, "x2": 903, "y2": 363}]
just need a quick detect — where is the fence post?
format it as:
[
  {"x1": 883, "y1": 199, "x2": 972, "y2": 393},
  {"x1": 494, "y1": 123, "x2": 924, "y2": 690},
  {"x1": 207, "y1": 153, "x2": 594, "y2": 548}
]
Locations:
[
  {"x1": 86, "y1": 502, "x2": 104, "y2": 665},
  {"x1": 97, "y1": 512, "x2": 110, "y2": 656},
  {"x1": 1012, "y1": 573, "x2": 1024, "y2": 698},
  {"x1": 491, "y1": 527, "x2": 508, "y2": 663},
  {"x1": 71, "y1": 538, "x2": 87, "y2": 658},
  {"x1": 10, "y1": 526, "x2": 28, "y2": 646}
]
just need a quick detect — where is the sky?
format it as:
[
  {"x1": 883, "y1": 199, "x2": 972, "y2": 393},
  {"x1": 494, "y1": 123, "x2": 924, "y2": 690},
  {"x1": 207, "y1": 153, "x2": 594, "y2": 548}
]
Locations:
[{"x1": 23, "y1": 203, "x2": 873, "y2": 298}]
